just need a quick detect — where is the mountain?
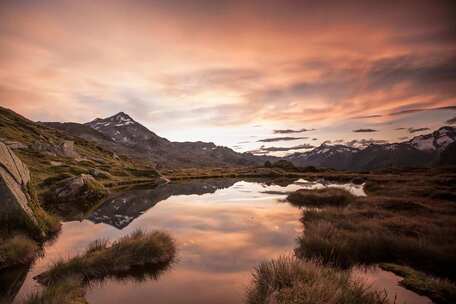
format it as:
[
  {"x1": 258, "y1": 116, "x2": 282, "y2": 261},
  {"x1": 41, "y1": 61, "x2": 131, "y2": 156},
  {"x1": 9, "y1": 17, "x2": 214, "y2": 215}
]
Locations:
[
  {"x1": 286, "y1": 126, "x2": 456, "y2": 171},
  {"x1": 286, "y1": 144, "x2": 360, "y2": 170},
  {"x1": 0, "y1": 106, "x2": 160, "y2": 192},
  {"x1": 47, "y1": 112, "x2": 272, "y2": 168}
]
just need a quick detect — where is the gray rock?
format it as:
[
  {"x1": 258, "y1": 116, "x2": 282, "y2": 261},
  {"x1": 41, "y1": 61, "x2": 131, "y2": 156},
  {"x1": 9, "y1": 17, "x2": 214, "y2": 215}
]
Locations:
[
  {"x1": 45, "y1": 174, "x2": 107, "y2": 215},
  {"x1": 3, "y1": 140, "x2": 28, "y2": 150},
  {"x1": 0, "y1": 141, "x2": 40, "y2": 230},
  {"x1": 89, "y1": 168, "x2": 112, "y2": 179},
  {"x1": 31, "y1": 142, "x2": 57, "y2": 157},
  {"x1": 59, "y1": 140, "x2": 79, "y2": 158}
]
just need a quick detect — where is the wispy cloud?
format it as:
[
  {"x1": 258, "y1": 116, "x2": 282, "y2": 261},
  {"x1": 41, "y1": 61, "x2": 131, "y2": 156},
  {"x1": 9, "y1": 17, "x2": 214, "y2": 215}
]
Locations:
[
  {"x1": 446, "y1": 116, "x2": 456, "y2": 124},
  {"x1": 273, "y1": 128, "x2": 315, "y2": 134},
  {"x1": 353, "y1": 129, "x2": 378, "y2": 133},
  {"x1": 257, "y1": 137, "x2": 306, "y2": 143},
  {"x1": 345, "y1": 138, "x2": 388, "y2": 148},
  {"x1": 408, "y1": 127, "x2": 430, "y2": 133},
  {"x1": 250, "y1": 144, "x2": 314, "y2": 154}
]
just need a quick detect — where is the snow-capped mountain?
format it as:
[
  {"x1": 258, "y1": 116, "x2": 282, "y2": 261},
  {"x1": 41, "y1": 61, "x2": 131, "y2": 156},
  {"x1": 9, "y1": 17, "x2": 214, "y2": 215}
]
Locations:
[
  {"x1": 286, "y1": 126, "x2": 456, "y2": 170},
  {"x1": 82, "y1": 112, "x2": 272, "y2": 168},
  {"x1": 86, "y1": 112, "x2": 168, "y2": 147},
  {"x1": 287, "y1": 144, "x2": 360, "y2": 170},
  {"x1": 409, "y1": 126, "x2": 456, "y2": 152}
]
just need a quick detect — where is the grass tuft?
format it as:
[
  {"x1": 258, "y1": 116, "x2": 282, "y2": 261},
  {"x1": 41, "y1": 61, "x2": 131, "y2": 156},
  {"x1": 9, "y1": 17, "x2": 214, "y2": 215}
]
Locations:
[
  {"x1": 380, "y1": 263, "x2": 456, "y2": 304},
  {"x1": 0, "y1": 235, "x2": 40, "y2": 270},
  {"x1": 24, "y1": 277, "x2": 86, "y2": 304},
  {"x1": 35, "y1": 229, "x2": 176, "y2": 286},
  {"x1": 286, "y1": 188, "x2": 355, "y2": 208},
  {"x1": 246, "y1": 256, "x2": 389, "y2": 304}
]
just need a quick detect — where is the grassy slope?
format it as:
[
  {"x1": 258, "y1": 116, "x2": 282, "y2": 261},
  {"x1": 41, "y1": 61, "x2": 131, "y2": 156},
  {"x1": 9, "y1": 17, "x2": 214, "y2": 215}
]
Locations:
[{"x1": 0, "y1": 106, "x2": 161, "y2": 192}]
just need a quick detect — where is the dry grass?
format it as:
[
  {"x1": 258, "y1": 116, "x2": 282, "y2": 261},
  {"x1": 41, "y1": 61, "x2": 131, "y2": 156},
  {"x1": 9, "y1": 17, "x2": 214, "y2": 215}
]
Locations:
[
  {"x1": 286, "y1": 188, "x2": 355, "y2": 208},
  {"x1": 380, "y1": 263, "x2": 456, "y2": 304},
  {"x1": 25, "y1": 230, "x2": 175, "y2": 304},
  {"x1": 35, "y1": 230, "x2": 176, "y2": 286},
  {"x1": 246, "y1": 256, "x2": 389, "y2": 304},
  {"x1": 0, "y1": 235, "x2": 40, "y2": 270},
  {"x1": 295, "y1": 194, "x2": 456, "y2": 281},
  {"x1": 24, "y1": 278, "x2": 87, "y2": 304}
]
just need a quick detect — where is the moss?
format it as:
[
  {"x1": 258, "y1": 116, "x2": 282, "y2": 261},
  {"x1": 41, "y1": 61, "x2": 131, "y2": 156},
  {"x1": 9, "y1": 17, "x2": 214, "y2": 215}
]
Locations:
[
  {"x1": 246, "y1": 256, "x2": 389, "y2": 304},
  {"x1": 380, "y1": 264, "x2": 456, "y2": 304}
]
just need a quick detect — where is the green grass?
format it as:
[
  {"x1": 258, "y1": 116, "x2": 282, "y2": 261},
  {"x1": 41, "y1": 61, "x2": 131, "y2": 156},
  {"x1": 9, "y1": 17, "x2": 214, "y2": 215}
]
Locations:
[
  {"x1": 246, "y1": 256, "x2": 389, "y2": 304},
  {"x1": 380, "y1": 264, "x2": 456, "y2": 304},
  {"x1": 0, "y1": 235, "x2": 40, "y2": 270},
  {"x1": 286, "y1": 188, "x2": 355, "y2": 208},
  {"x1": 35, "y1": 230, "x2": 176, "y2": 286}
]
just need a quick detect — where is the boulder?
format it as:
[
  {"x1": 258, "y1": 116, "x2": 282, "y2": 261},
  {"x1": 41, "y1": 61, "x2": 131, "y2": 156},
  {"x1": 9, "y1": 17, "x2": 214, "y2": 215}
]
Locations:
[
  {"x1": 44, "y1": 174, "x2": 108, "y2": 214},
  {"x1": 59, "y1": 140, "x2": 79, "y2": 158},
  {"x1": 0, "y1": 141, "x2": 40, "y2": 231}
]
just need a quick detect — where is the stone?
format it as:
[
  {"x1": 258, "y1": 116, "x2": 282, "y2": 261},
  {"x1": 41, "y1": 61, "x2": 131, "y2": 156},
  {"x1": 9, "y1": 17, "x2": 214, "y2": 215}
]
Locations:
[
  {"x1": 3, "y1": 140, "x2": 28, "y2": 150},
  {"x1": 59, "y1": 140, "x2": 79, "y2": 158},
  {"x1": 0, "y1": 141, "x2": 40, "y2": 230},
  {"x1": 45, "y1": 174, "x2": 107, "y2": 214}
]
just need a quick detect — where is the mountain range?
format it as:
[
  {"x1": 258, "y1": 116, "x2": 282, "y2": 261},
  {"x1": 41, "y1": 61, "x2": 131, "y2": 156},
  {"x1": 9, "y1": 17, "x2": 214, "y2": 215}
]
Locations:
[
  {"x1": 286, "y1": 126, "x2": 456, "y2": 170},
  {"x1": 1, "y1": 106, "x2": 454, "y2": 171},
  {"x1": 44, "y1": 112, "x2": 273, "y2": 168}
]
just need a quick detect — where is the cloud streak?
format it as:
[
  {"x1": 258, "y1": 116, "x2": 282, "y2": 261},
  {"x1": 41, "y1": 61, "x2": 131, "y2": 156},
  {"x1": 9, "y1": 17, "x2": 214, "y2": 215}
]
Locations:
[
  {"x1": 273, "y1": 128, "x2": 315, "y2": 134},
  {"x1": 353, "y1": 129, "x2": 378, "y2": 133},
  {"x1": 408, "y1": 127, "x2": 430, "y2": 133},
  {"x1": 257, "y1": 137, "x2": 306, "y2": 143}
]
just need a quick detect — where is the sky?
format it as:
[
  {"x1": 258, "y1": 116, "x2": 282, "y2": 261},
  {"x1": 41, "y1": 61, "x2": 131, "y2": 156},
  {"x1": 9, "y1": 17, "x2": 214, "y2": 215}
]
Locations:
[{"x1": 1, "y1": 0, "x2": 455, "y2": 155}]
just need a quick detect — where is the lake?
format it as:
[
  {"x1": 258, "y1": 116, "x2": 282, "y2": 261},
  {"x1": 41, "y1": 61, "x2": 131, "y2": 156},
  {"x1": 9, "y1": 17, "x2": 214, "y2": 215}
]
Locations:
[{"x1": 12, "y1": 178, "x2": 431, "y2": 304}]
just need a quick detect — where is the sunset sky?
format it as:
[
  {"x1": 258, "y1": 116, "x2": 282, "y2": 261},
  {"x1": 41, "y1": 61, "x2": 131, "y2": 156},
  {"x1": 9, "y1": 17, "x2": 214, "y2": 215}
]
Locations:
[{"x1": 1, "y1": 0, "x2": 455, "y2": 155}]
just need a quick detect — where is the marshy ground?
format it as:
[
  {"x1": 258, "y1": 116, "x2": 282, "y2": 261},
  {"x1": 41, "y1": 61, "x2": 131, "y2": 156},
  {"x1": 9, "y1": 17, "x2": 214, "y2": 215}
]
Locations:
[{"x1": 272, "y1": 168, "x2": 456, "y2": 304}]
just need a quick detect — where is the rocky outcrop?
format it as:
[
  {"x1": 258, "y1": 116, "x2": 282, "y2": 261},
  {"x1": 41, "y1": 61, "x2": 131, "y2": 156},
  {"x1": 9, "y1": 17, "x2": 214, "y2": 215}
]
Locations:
[
  {"x1": 59, "y1": 140, "x2": 79, "y2": 158},
  {"x1": 44, "y1": 174, "x2": 108, "y2": 216},
  {"x1": 31, "y1": 140, "x2": 79, "y2": 159},
  {"x1": 0, "y1": 141, "x2": 40, "y2": 231}
]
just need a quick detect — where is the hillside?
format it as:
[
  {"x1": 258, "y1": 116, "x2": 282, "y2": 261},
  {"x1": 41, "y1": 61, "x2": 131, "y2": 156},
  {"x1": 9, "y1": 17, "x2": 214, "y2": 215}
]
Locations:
[{"x1": 0, "y1": 107, "x2": 161, "y2": 198}]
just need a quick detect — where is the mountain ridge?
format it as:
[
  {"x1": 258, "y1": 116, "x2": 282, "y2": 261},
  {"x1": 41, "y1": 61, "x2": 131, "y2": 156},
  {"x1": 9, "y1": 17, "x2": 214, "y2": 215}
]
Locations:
[{"x1": 287, "y1": 126, "x2": 456, "y2": 170}]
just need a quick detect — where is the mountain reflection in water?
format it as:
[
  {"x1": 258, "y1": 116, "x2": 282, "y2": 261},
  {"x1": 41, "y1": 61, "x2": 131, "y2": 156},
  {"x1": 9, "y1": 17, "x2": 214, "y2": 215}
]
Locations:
[{"x1": 12, "y1": 178, "x2": 386, "y2": 304}]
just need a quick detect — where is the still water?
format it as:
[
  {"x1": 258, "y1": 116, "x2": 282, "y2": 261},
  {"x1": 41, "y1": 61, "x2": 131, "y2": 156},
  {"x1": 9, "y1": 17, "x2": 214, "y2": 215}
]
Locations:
[{"x1": 12, "y1": 178, "x2": 431, "y2": 304}]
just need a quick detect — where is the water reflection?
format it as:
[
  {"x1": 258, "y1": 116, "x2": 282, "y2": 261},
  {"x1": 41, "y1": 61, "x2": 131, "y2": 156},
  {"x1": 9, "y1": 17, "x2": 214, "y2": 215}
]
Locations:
[
  {"x1": 12, "y1": 178, "x2": 374, "y2": 304},
  {"x1": 353, "y1": 267, "x2": 432, "y2": 304}
]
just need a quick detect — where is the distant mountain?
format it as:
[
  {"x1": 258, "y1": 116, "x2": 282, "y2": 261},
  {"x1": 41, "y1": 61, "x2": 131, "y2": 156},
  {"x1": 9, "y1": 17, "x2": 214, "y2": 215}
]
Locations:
[
  {"x1": 286, "y1": 144, "x2": 360, "y2": 170},
  {"x1": 286, "y1": 126, "x2": 456, "y2": 171},
  {"x1": 47, "y1": 112, "x2": 273, "y2": 168},
  {"x1": 86, "y1": 112, "x2": 168, "y2": 147}
]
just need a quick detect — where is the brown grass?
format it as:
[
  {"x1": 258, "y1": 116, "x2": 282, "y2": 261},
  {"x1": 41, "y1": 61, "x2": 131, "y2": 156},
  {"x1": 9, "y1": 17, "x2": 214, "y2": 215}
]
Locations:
[
  {"x1": 380, "y1": 263, "x2": 456, "y2": 304},
  {"x1": 246, "y1": 256, "x2": 389, "y2": 304},
  {"x1": 0, "y1": 235, "x2": 40, "y2": 270},
  {"x1": 35, "y1": 230, "x2": 176, "y2": 286},
  {"x1": 295, "y1": 196, "x2": 456, "y2": 280},
  {"x1": 286, "y1": 188, "x2": 355, "y2": 208}
]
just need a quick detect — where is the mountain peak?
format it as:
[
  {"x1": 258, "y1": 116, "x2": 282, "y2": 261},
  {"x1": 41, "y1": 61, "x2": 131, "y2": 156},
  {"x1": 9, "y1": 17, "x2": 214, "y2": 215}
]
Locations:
[{"x1": 108, "y1": 111, "x2": 134, "y2": 121}]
